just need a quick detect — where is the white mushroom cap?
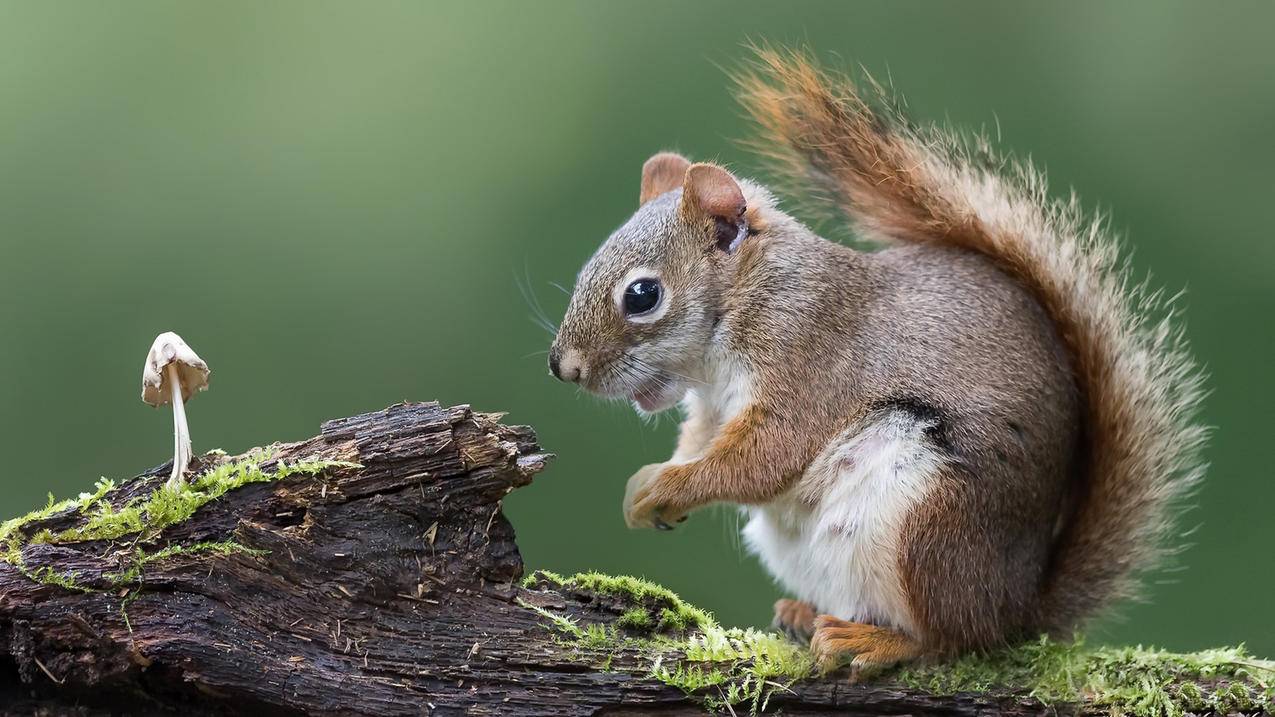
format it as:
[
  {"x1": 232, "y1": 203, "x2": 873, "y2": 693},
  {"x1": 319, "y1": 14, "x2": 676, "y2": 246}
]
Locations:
[{"x1": 142, "y1": 332, "x2": 210, "y2": 406}]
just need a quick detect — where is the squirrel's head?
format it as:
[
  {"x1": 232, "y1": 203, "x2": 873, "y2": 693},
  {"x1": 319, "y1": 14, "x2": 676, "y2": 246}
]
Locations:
[{"x1": 550, "y1": 152, "x2": 759, "y2": 413}]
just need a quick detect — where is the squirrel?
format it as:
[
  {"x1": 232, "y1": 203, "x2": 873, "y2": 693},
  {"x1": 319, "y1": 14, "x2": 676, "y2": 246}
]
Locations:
[{"x1": 547, "y1": 49, "x2": 1206, "y2": 675}]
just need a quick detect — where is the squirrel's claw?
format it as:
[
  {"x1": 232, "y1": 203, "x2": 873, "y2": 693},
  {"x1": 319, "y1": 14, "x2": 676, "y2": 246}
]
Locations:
[
  {"x1": 623, "y1": 463, "x2": 666, "y2": 529},
  {"x1": 623, "y1": 462, "x2": 689, "y2": 530},
  {"x1": 773, "y1": 598, "x2": 817, "y2": 644}
]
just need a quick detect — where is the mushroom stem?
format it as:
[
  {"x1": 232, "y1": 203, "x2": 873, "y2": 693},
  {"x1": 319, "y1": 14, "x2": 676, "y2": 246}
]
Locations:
[{"x1": 166, "y1": 362, "x2": 192, "y2": 488}]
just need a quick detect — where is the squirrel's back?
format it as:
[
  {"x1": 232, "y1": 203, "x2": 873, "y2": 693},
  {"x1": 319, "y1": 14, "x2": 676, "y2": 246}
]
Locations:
[
  {"x1": 736, "y1": 48, "x2": 1207, "y2": 634},
  {"x1": 866, "y1": 242, "x2": 1078, "y2": 411}
]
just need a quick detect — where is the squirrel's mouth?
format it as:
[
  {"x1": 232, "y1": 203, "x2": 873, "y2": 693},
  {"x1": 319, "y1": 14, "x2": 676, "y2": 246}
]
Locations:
[{"x1": 630, "y1": 379, "x2": 682, "y2": 413}]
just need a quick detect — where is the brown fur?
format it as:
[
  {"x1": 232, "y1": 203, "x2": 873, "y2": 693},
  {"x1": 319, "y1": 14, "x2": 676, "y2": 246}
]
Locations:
[
  {"x1": 682, "y1": 164, "x2": 746, "y2": 220},
  {"x1": 773, "y1": 598, "x2": 817, "y2": 643},
  {"x1": 632, "y1": 403, "x2": 808, "y2": 516},
  {"x1": 735, "y1": 48, "x2": 1206, "y2": 637},
  {"x1": 640, "y1": 152, "x2": 691, "y2": 205}
]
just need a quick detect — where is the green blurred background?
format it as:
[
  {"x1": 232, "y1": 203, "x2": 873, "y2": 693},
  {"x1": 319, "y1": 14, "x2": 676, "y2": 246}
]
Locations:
[{"x1": 1, "y1": 2, "x2": 1271, "y2": 654}]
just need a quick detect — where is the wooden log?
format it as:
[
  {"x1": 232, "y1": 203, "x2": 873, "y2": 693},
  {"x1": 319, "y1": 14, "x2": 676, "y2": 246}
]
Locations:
[{"x1": 0, "y1": 403, "x2": 1265, "y2": 716}]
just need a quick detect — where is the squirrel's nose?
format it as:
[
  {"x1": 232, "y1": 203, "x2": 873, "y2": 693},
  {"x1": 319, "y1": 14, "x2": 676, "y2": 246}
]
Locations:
[{"x1": 549, "y1": 347, "x2": 583, "y2": 383}]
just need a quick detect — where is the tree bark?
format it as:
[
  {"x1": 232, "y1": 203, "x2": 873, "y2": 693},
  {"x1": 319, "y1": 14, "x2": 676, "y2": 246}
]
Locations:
[{"x1": 0, "y1": 403, "x2": 1148, "y2": 715}]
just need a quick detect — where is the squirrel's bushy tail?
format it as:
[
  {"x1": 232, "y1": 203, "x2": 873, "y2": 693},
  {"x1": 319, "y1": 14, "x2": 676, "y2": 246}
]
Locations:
[{"x1": 735, "y1": 48, "x2": 1207, "y2": 632}]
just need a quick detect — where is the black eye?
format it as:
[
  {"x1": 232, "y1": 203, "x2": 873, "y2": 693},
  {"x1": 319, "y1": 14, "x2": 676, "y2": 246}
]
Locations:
[{"x1": 623, "y1": 278, "x2": 662, "y2": 316}]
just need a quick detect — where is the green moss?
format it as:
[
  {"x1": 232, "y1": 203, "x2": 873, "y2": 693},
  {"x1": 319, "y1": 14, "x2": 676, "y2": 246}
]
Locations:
[
  {"x1": 515, "y1": 597, "x2": 585, "y2": 639},
  {"x1": 519, "y1": 571, "x2": 812, "y2": 714},
  {"x1": 69, "y1": 501, "x2": 144, "y2": 542},
  {"x1": 143, "y1": 539, "x2": 264, "y2": 564},
  {"x1": 2, "y1": 536, "x2": 20, "y2": 565},
  {"x1": 104, "y1": 540, "x2": 266, "y2": 586},
  {"x1": 1174, "y1": 681, "x2": 1204, "y2": 711},
  {"x1": 899, "y1": 635, "x2": 1275, "y2": 717},
  {"x1": 580, "y1": 623, "x2": 618, "y2": 650},
  {"x1": 0, "y1": 453, "x2": 357, "y2": 550},
  {"x1": 521, "y1": 569, "x2": 566, "y2": 589},
  {"x1": 617, "y1": 607, "x2": 652, "y2": 630},
  {"x1": 72, "y1": 454, "x2": 354, "y2": 543},
  {"x1": 22, "y1": 565, "x2": 94, "y2": 592},
  {"x1": 682, "y1": 626, "x2": 814, "y2": 680},
  {"x1": 651, "y1": 660, "x2": 729, "y2": 692},
  {"x1": 1, "y1": 452, "x2": 349, "y2": 596},
  {"x1": 2, "y1": 541, "x2": 94, "y2": 593},
  {"x1": 119, "y1": 590, "x2": 139, "y2": 634},
  {"x1": 661, "y1": 624, "x2": 815, "y2": 713},
  {"x1": 0, "y1": 477, "x2": 116, "y2": 544},
  {"x1": 659, "y1": 607, "x2": 695, "y2": 632},
  {"x1": 526, "y1": 571, "x2": 713, "y2": 633}
]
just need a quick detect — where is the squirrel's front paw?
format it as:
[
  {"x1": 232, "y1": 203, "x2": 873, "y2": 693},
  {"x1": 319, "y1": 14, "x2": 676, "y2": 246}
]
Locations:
[{"x1": 623, "y1": 463, "x2": 689, "y2": 530}]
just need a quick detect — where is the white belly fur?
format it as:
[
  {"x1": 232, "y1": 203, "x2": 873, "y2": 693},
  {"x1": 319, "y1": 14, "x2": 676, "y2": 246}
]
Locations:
[{"x1": 741, "y1": 410, "x2": 944, "y2": 635}]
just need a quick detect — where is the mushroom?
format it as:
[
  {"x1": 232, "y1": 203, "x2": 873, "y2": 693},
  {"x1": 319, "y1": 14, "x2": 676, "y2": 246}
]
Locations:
[{"x1": 141, "y1": 332, "x2": 210, "y2": 488}]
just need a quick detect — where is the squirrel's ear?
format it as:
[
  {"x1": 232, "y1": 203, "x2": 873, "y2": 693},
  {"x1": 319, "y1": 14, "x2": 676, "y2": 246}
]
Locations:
[
  {"x1": 681, "y1": 163, "x2": 748, "y2": 253},
  {"x1": 640, "y1": 152, "x2": 692, "y2": 205}
]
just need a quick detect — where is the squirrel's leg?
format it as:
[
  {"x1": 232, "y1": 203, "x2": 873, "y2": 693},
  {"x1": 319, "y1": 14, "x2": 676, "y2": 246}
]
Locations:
[
  {"x1": 670, "y1": 398, "x2": 716, "y2": 463},
  {"x1": 809, "y1": 615, "x2": 922, "y2": 681},
  {"x1": 895, "y1": 453, "x2": 1059, "y2": 653},
  {"x1": 623, "y1": 404, "x2": 722, "y2": 529},
  {"x1": 773, "y1": 598, "x2": 817, "y2": 644},
  {"x1": 625, "y1": 403, "x2": 807, "y2": 528},
  {"x1": 622, "y1": 401, "x2": 722, "y2": 529}
]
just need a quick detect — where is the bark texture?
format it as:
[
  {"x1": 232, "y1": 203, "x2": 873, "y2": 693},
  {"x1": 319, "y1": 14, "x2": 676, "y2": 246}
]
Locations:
[{"x1": 0, "y1": 403, "x2": 1151, "y2": 715}]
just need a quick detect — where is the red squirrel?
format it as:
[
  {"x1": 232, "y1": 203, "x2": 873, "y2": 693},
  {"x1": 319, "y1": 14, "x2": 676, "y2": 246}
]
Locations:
[{"x1": 548, "y1": 49, "x2": 1205, "y2": 675}]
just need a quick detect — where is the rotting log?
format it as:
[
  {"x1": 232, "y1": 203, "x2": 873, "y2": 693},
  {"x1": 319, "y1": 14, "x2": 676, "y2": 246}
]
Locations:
[{"x1": 0, "y1": 402, "x2": 1264, "y2": 716}]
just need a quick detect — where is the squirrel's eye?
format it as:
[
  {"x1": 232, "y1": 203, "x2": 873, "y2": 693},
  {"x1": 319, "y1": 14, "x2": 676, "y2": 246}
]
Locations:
[{"x1": 623, "y1": 278, "x2": 662, "y2": 316}]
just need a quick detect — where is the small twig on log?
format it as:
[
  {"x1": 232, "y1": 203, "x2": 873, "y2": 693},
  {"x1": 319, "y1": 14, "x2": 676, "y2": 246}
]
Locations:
[{"x1": 31, "y1": 657, "x2": 63, "y2": 685}]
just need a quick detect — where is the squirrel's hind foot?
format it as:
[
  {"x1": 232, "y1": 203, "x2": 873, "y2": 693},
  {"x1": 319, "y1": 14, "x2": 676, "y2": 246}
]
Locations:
[
  {"x1": 808, "y1": 615, "x2": 921, "y2": 682},
  {"x1": 772, "y1": 598, "x2": 817, "y2": 644}
]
